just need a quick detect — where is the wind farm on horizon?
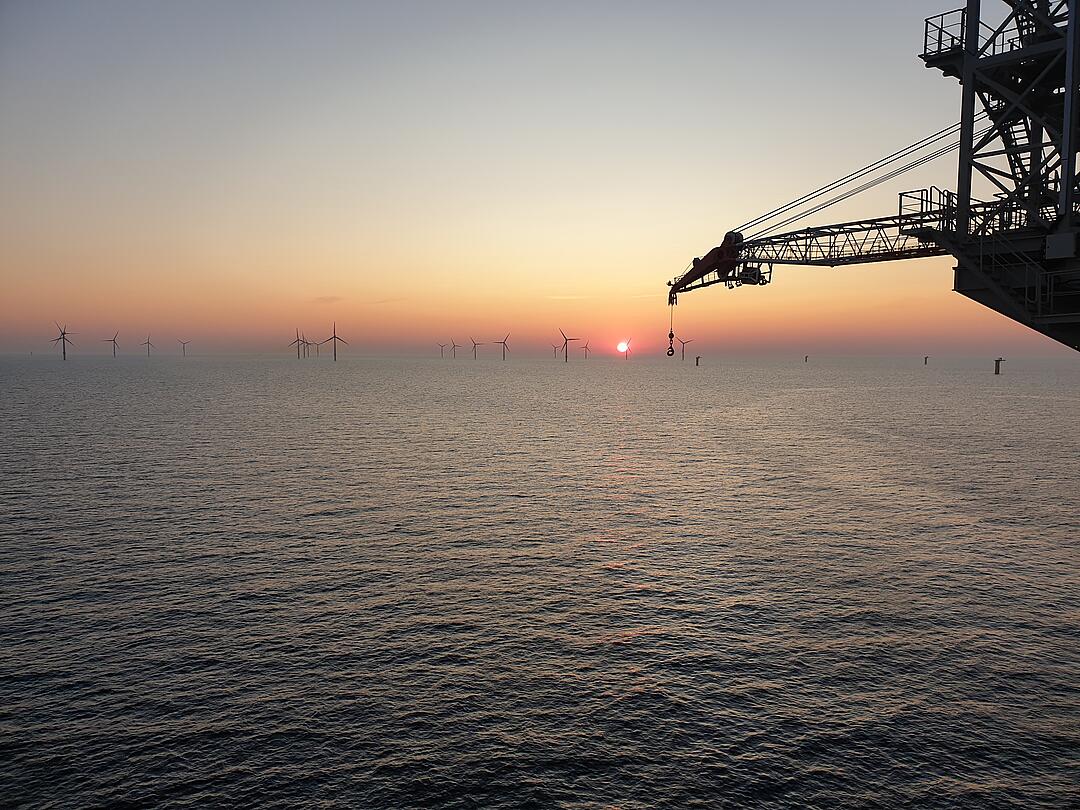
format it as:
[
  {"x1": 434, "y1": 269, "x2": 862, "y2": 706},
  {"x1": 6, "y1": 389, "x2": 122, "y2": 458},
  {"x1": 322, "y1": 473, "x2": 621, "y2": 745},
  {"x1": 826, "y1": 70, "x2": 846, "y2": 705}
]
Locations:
[
  {"x1": 42, "y1": 321, "x2": 666, "y2": 362},
  {"x1": 27, "y1": 324, "x2": 1010, "y2": 373},
  {"x1": 36, "y1": 321, "x2": 979, "y2": 368}
]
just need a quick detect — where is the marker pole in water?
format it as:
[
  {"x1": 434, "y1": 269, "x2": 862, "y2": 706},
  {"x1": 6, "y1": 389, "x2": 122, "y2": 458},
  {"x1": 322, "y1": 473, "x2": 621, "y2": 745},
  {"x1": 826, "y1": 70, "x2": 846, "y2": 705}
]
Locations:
[
  {"x1": 695, "y1": 356, "x2": 701, "y2": 367},
  {"x1": 994, "y1": 357, "x2": 1005, "y2": 375}
]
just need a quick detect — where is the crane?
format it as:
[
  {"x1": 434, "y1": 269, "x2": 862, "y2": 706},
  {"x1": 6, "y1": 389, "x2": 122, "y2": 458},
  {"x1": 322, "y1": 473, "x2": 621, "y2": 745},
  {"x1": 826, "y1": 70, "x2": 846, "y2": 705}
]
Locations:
[{"x1": 668, "y1": 0, "x2": 1080, "y2": 353}]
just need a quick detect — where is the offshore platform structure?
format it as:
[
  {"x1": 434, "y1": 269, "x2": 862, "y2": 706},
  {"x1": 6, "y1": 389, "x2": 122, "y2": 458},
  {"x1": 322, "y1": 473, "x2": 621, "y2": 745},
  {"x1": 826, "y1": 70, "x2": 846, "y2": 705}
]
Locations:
[{"x1": 668, "y1": 0, "x2": 1080, "y2": 352}]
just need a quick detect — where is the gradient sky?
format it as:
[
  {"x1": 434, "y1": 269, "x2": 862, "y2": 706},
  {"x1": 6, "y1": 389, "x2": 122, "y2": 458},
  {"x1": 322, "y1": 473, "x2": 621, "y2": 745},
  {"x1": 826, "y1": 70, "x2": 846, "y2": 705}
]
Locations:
[{"x1": 1, "y1": 0, "x2": 1074, "y2": 356}]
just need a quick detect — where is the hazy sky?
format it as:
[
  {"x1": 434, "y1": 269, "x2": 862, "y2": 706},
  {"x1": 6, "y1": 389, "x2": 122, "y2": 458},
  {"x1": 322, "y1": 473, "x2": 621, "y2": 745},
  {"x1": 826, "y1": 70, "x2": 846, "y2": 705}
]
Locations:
[{"x1": 1, "y1": 0, "x2": 1072, "y2": 356}]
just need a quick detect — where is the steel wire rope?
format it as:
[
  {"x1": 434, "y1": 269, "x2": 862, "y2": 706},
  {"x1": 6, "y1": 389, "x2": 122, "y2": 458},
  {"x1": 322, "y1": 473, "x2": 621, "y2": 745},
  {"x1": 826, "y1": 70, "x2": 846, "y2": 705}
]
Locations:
[
  {"x1": 749, "y1": 124, "x2": 993, "y2": 240},
  {"x1": 737, "y1": 113, "x2": 989, "y2": 235}
]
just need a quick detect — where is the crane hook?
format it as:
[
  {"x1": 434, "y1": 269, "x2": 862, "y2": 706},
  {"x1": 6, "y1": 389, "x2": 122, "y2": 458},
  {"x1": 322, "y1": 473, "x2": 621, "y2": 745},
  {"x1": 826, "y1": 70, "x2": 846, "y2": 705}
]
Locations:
[{"x1": 667, "y1": 306, "x2": 676, "y2": 356}]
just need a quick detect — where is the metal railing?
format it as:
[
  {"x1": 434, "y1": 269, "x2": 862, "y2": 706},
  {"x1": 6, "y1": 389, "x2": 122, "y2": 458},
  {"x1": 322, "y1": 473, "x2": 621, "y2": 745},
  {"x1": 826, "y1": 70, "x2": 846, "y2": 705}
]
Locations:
[
  {"x1": 896, "y1": 187, "x2": 1078, "y2": 318},
  {"x1": 923, "y1": 9, "x2": 966, "y2": 57},
  {"x1": 922, "y1": 9, "x2": 1026, "y2": 60},
  {"x1": 899, "y1": 186, "x2": 956, "y2": 231}
]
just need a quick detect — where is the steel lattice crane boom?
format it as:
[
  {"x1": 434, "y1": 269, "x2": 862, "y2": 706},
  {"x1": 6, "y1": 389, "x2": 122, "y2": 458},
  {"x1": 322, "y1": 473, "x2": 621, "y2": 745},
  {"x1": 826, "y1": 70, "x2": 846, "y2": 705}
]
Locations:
[{"x1": 668, "y1": 0, "x2": 1080, "y2": 353}]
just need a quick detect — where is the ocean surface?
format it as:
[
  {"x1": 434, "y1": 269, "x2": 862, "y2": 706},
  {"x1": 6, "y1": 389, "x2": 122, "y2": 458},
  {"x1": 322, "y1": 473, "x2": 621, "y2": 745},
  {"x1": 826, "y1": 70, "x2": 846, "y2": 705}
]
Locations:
[{"x1": 2, "y1": 354, "x2": 1079, "y2": 808}]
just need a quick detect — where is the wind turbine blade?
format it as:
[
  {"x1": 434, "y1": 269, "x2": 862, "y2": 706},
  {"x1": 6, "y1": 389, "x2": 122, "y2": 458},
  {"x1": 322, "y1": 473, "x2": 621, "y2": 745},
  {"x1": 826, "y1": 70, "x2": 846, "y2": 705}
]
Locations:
[
  {"x1": 340, "y1": 337, "x2": 348, "y2": 344},
  {"x1": 559, "y1": 328, "x2": 567, "y2": 340}
]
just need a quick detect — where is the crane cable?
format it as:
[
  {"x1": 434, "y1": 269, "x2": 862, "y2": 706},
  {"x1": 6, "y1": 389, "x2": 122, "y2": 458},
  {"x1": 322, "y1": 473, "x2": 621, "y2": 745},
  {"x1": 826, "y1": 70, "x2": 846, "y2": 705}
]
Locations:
[
  {"x1": 750, "y1": 122, "x2": 994, "y2": 240},
  {"x1": 738, "y1": 112, "x2": 989, "y2": 237}
]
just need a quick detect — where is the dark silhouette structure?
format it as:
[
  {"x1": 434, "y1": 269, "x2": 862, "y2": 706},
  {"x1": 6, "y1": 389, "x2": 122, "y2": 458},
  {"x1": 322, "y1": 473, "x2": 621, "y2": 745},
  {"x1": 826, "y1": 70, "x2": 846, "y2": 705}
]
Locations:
[
  {"x1": 324, "y1": 322, "x2": 347, "y2": 361},
  {"x1": 804, "y1": 355, "x2": 809, "y2": 363},
  {"x1": 52, "y1": 323, "x2": 73, "y2": 360},
  {"x1": 677, "y1": 337, "x2": 693, "y2": 360},
  {"x1": 495, "y1": 333, "x2": 510, "y2": 360},
  {"x1": 668, "y1": 0, "x2": 1080, "y2": 353},
  {"x1": 178, "y1": 339, "x2": 190, "y2": 357},
  {"x1": 289, "y1": 329, "x2": 303, "y2": 359},
  {"x1": 450, "y1": 339, "x2": 460, "y2": 359},
  {"x1": 621, "y1": 339, "x2": 632, "y2": 359},
  {"x1": 470, "y1": 337, "x2": 485, "y2": 360},
  {"x1": 142, "y1": 335, "x2": 154, "y2": 357},
  {"x1": 559, "y1": 328, "x2": 579, "y2": 362},
  {"x1": 925, "y1": 355, "x2": 930, "y2": 365},
  {"x1": 437, "y1": 342, "x2": 447, "y2": 358},
  {"x1": 551, "y1": 343, "x2": 560, "y2": 358},
  {"x1": 582, "y1": 340, "x2": 591, "y2": 359},
  {"x1": 995, "y1": 356, "x2": 1005, "y2": 374},
  {"x1": 104, "y1": 331, "x2": 119, "y2": 357}
]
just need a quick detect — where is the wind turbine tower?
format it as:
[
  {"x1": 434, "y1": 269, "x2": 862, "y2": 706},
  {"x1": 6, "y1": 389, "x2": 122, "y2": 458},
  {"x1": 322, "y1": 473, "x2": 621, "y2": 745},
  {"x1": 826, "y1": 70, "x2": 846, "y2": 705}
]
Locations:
[
  {"x1": 325, "y1": 322, "x2": 347, "y2": 361},
  {"x1": 178, "y1": 340, "x2": 190, "y2": 357},
  {"x1": 559, "y1": 328, "x2": 579, "y2": 363},
  {"x1": 495, "y1": 333, "x2": 510, "y2": 361},
  {"x1": 437, "y1": 342, "x2": 447, "y2": 358},
  {"x1": 582, "y1": 341, "x2": 591, "y2": 359},
  {"x1": 450, "y1": 339, "x2": 461, "y2": 359},
  {"x1": 103, "y1": 331, "x2": 119, "y2": 358},
  {"x1": 52, "y1": 323, "x2": 73, "y2": 360},
  {"x1": 470, "y1": 337, "x2": 485, "y2": 360},
  {"x1": 677, "y1": 337, "x2": 693, "y2": 360},
  {"x1": 142, "y1": 335, "x2": 154, "y2": 357}
]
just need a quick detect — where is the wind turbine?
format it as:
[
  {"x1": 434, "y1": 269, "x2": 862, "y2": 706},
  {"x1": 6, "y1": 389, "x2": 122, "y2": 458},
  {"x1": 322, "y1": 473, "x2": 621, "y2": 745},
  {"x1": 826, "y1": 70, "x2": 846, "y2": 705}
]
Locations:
[
  {"x1": 924, "y1": 355, "x2": 930, "y2": 365},
  {"x1": 621, "y1": 338, "x2": 632, "y2": 360},
  {"x1": 302, "y1": 332, "x2": 311, "y2": 358},
  {"x1": 582, "y1": 340, "x2": 591, "y2": 359},
  {"x1": 450, "y1": 339, "x2": 460, "y2": 359},
  {"x1": 52, "y1": 323, "x2": 73, "y2": 360},
  {"x1": 676, "y1": 337, "x2": 694, "y2": 361},
  {"x1": 324, "y1": 322, "x2": 347, "y2": 361},
  {"x1": 470, "y1": 337, "x2": 485, "y2": 360},
  {"x1": 103, "y1": 331, "x2": 119, "y2": 358},
  {"x1": 551, "y1": 344, "x2": 560, "y2": 358},
  {"x1": 494, "y1": 333, "x2": 510, "y2": 361},
  {"x1": 289, "y1": 328, "x2": 303, "y2": 359},
  {"x1": 437, "y1": 342, "x2": 447, "y2": 358},
  {"x1": 178, "y1": 339, "x2": 190, "y2": 357},
  {"x1": 559, "y1": 328, "x2": 579, "y2": 363},
  {"x1": 142, "y1": 334, "x2": 154, "y2": 357}
]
